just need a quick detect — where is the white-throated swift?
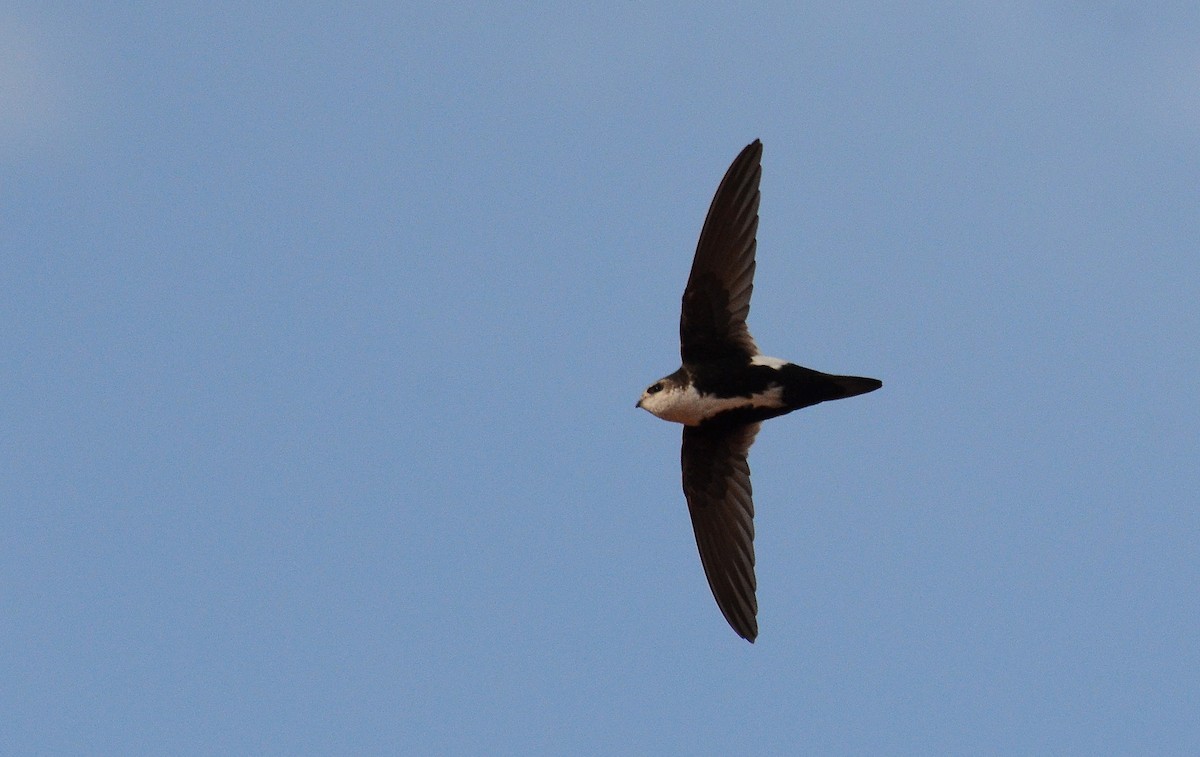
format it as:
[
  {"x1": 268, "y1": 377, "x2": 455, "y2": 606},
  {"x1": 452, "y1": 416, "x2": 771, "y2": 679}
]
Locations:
[{"x1": 637, "y1": 139, "x2": 881, "y2": 642}]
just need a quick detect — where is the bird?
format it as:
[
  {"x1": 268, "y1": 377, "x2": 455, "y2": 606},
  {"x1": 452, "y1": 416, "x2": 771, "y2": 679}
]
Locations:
[{"x1": 636, "y1": 139, "x2": 881, "y2": 642}]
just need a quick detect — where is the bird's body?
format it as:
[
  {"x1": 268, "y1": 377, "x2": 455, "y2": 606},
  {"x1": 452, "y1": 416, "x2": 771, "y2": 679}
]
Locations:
[
  {"x1": 637, "y1": 358, "x2": 876, "y2": 428},
  {"x1": 637, "y1": 139, "x2": 880, "y2": 642}
]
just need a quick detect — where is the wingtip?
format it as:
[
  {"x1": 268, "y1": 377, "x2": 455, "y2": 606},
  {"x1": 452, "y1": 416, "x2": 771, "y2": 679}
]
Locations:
[
  {"x1": 733, "y1": 139, "x2": 762, "y2": 162},
  {"x1": 732, "y1": 617, "x2": 758, "y2": 643}
]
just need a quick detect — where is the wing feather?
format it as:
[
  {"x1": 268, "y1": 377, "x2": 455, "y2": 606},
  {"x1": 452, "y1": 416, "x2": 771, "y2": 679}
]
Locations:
[
  {"x1": 680, "y1": 140, "x2": 762, "y2": 365},
  {"x1": 681, "y1": 421, "x2": 761, "y2": 642}
]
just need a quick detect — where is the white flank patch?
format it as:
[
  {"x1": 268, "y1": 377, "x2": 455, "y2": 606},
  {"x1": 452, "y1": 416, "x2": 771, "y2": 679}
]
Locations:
[
  {"x1": 750, "y1": 354, "x2": 789, "y2": 369},
  {"x1": 641, "y1": 383, "x2": 785, "y2": 426}
]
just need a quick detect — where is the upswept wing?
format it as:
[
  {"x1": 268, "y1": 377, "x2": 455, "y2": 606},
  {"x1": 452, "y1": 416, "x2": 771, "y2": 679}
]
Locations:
[{"x1": 681, "y1": 140, "x2": 762, "y2": 365}]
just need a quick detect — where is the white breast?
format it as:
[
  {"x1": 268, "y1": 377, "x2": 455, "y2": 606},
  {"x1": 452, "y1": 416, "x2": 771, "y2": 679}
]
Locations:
[{"x1": 643, "y1": 383, "x2": 785, "y2": 426}]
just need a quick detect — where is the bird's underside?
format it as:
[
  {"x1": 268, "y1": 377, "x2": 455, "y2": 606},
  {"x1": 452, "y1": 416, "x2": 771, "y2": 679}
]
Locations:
[{"x1": 638, "y1": 139, "x2": 881, "y2": 642}]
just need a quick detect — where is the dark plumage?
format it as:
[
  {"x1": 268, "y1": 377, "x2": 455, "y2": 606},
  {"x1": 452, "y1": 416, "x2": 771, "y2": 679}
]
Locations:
[{"x1": 637, "y1": 140, "x2": 881, "y2": 642}]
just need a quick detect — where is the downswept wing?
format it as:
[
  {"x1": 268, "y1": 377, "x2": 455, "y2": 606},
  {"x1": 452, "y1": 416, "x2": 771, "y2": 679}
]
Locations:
[
  {"x1": 680, "y1": 140, "x2": 762, "y2": 366},
  {"x1": 681, "y1": 421, "x2": 761, "y2": 642}
]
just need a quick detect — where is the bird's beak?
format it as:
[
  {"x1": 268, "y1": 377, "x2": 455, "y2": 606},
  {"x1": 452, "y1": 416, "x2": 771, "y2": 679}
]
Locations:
[{"x1": 635, "y1": 398, "x2": 642, "y2": 409}]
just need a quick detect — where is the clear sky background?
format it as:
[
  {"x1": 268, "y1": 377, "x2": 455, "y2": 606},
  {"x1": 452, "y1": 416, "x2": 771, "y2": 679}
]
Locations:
[{"x1": 4, "y1": 4, "x2": 1199, "y2": 755}]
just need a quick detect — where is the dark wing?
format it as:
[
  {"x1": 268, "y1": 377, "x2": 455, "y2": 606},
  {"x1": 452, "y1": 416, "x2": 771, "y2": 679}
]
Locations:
[
  {"x1": 681, "y1": 421, "x2": 761, "y2": 642},
  {"x1": 680, "y1": 140, "x2": 762, "y2": 365}
]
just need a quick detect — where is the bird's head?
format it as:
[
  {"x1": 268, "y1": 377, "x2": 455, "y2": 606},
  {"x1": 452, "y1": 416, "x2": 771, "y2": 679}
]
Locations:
[{"x1": 636, "y1": 369, "x2": 693, "y2": 423}]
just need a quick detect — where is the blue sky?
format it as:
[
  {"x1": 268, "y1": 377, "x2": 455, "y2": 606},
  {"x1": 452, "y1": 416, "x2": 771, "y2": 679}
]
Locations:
[{"x1": 4, "y1": 3, "x2": 1199, "y2": 754}]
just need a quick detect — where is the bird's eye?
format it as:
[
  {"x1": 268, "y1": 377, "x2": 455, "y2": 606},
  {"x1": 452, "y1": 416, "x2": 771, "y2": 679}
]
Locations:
[{"x1": 647, "y1": 382, "x2": 664, "y2": 394}]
